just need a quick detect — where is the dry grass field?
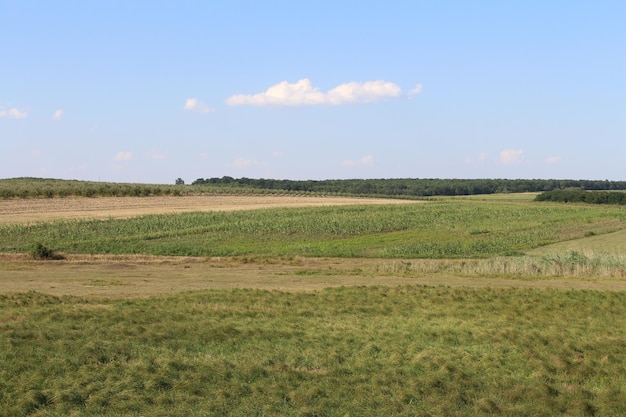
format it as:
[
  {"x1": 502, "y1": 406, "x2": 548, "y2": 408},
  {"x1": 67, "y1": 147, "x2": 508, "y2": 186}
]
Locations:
[
  {"x1": 0, "y1": 195, "x2": 416, "y2": 225},
  {"x1": 2, "y1": 253, "x2": 626, "y2": 298},
  {"x1": 2, "y1": 195, "x2": 625, "y2": 296}
]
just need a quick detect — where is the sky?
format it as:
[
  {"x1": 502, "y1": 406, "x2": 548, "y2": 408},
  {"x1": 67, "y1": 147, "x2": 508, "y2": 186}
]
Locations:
[{"x1": 1, "y1": 1, "x2": 625, "y2": 184}]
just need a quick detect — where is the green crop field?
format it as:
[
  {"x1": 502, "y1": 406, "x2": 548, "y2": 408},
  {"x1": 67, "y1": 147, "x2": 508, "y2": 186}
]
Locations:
[
  {"x1": 2, "y1": 199, "x2": 626, "y2": 259},
  {"x1": 2, "y1": 186, "x2": 626, "y2": 416}
]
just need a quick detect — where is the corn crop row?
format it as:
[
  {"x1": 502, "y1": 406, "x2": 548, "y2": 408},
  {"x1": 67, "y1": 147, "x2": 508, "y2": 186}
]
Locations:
[{"x1": 2, "y1": 201, "x2": 625, "y2": 258}]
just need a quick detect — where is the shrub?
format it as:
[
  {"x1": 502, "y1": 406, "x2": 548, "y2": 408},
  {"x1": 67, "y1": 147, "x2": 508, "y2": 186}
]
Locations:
[{"x1": 30, "y1": 242, "x2": 62, "y2": 260}]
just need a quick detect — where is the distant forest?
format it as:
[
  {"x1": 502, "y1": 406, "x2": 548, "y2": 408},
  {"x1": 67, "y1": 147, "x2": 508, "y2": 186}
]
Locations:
[
  {"x1": 191, "y1": 177, "x2": 626, "y2": 197},
  {"x1": 535, "y1": 189, "x2": 626, "y2": 205},
  {"x1": 2, "y1": 177, "x2": 626, "y2": 199}
]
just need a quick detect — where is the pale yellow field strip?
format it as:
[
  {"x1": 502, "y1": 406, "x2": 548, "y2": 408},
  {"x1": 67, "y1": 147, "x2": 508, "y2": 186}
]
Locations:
[
  {"x1": 1, "y1": 255, "x2": 625, "y2": 298},
  {"x1": 0, "y1": 195, "x2": 418, "y2": 225},
  {"x1": 526, "y1": 228, "x2": 626, "y2": 256}
]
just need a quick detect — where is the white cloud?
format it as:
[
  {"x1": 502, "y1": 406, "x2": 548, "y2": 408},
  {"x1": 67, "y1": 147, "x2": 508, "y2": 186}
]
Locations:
[
  {"x1": 341, "y1": 155, "x2": 374, "y2": 167},
  {"x1": 198, "y1": 152, "x2": 209, "y2": 160},
  {"x1": 326, "y1": 81, "x2": 401, "y2": 105},
  {"x1": 147, "y1": 150, "x2": 167, "y2": 160},
  {"x1": 227, "y1": 79, "x2": 406, "y2": 107},
  {"x1": 545, "y1": 156, "x2": 561, "y2": 164},
  {"x1": 464, "y1": 152, "x2": 488, "y2": 164},
  {"x1": 114, "y1": 151, "x2": 133, "y2": 161},
  {"x1": 409, "y1": 83, "x2": 423, "y2": 95},
  {"x1": 0, "y1": 108, "x2": 27, "y2": 119},
  {"x1": 183, "y1": 98, "x2": 215, "y2": 113},
  {"x1": 228, "y1": 157, "x2": 263, "y2": 169},
  {"x1": 53, "y1": 110, "x2": 63, "y2": 121},
  {"x1": 361, "y1": 155, "x2": 374, "y2": 165},
  {"x1": 227, "y1": 79, "x2": 324, "y2": 106},
  {"x1": 499, "y1": 149, "x2": 524, "y2": 165}
]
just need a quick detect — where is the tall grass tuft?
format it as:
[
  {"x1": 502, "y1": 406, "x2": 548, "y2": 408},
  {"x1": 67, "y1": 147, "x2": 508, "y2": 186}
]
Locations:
[{"x1": 377, "y1": 251, "x2": 626, "y2": 278}]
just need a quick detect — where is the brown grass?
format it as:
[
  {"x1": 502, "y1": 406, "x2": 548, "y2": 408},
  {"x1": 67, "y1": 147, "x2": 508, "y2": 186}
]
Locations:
[
  {"x1": 2, "y1": 195, "x2": 624, "y2": 297},
  {"x1": 2, "y1": 254, "x2": 625, "y2": 298},
  {"x1": 0, "y1": 195, "x2": 416, "y2": 225}
]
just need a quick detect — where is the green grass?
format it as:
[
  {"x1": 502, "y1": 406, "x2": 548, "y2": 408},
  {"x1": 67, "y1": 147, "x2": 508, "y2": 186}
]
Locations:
[
  {"x1": 3, "y1": 189, "x2": 626, "y2": 416},
  {"x1": 527, "y1": 228, "x2": 626, "y2": 256},
  {"x1": 1, "y1": 287, "x2": 625, "y2": 416},
  {"x1": 433, "y1": 192, "x2": 540, "y2": 201},
  {"x1": 2, "y1": 200, "x2": 626, "y2": 258}
]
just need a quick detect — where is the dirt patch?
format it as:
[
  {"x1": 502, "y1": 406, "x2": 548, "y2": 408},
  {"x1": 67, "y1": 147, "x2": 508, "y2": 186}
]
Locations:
[
  {"x1": 0, "y1": 195, "x2": 418, "y2": 225},
  {"x1": 105, "y1": 263, "x2": 137, "y2": 271}
]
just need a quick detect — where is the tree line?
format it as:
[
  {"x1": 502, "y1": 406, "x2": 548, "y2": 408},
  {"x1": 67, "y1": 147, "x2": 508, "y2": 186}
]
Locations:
[
  {"x1": 191, "y1": 177, "x2": 626, "y2": 197},
  {"x1": 3, "y1": 177, "x2": 626, "y2": 199},
  {"x1": 534, "y1": 189, "x2": 626, "y2": 205}
]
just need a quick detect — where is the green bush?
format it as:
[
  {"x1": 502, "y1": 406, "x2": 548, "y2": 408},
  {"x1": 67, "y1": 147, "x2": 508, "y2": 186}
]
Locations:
[
  {"x1": 30, "y1": 242, "x2": 62, "y2": 260},
  {"x1": 535, "y1": 189, "x2": 626, "y2": 205}
]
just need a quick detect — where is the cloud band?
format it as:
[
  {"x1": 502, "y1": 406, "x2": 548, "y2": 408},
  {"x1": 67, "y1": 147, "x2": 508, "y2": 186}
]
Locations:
[
  {"x1": 226, "y1": 79, "x2": 416, "y2": 107},
  {"x1": 0, "y1": 108, "x2": 27, "y2": 119}
]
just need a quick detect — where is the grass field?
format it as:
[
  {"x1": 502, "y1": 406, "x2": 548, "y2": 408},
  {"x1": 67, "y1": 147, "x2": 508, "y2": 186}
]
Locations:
[
  {"x1": 1, "y1": 191, "x2": 626, "y2": 416},
  {"x1": 2, "y1": 199, "x2": 625, "y2": 259},
  {"x1": 527, "y1": 228, "x2": 626, "y2": 256},
  {"x1": 1, "y1": 287, "x2": 625, "y2": 416}
]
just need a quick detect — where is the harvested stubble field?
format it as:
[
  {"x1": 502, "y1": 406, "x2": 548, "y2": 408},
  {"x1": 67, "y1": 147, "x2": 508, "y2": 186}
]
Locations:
[
  {"x1": 1, "y1": 252, "x2": 407, "y2": 298},
  {"x1": 2, "y1": 253, "x2": 626, "y2": 299},
  {"x1": 0, "y1": 194, "x2": 415, "y2": 225}
]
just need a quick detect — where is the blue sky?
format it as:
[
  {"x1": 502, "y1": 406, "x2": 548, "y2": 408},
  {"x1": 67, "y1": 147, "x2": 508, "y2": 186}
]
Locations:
[{"x1": 1, "y1": 1, "x2": 624, "y2": 183}]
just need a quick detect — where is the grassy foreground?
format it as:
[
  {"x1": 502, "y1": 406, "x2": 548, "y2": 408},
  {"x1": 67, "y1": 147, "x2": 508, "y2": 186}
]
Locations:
[{"x1": 1, "y1": 287, "x2": 625, "y2": 417}]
